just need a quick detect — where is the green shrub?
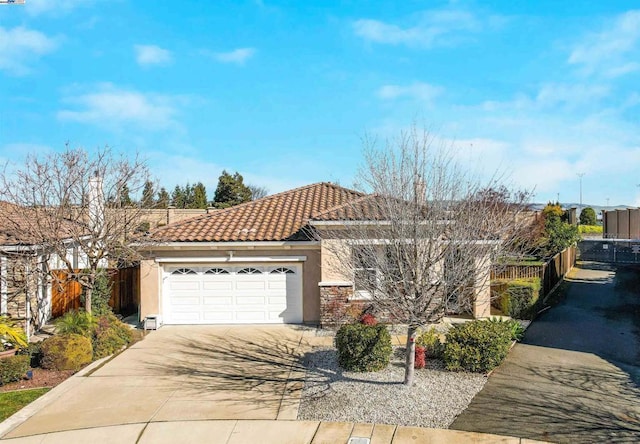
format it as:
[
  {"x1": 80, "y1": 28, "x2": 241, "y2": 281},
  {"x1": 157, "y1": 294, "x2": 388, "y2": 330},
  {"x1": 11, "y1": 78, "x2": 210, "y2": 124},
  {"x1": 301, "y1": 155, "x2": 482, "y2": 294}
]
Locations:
[
  {"x1": 16, "y1": 342, "x2": 43, "y2": 368},
  {"x1": 494, "y1": 278, "x2": 541, "y2": 319},
  {"x1": 40, "y1": 334, "x2": 93, "y2": 371},
  {"x1": 444, "y1": 320, "x2": 512, "y2": 373},
  {"x1": 0, "y1": 355, "x2": 30, "y2": 385},
  {"x1": 334, "y1": 323, "x2": 392, "y2": 372},
  {"x1": 87, "y1": 270, "x2": 113, "y2": 316},
  {"x1": 92, "y1": 315, "x2": 133, "y2": 359},
  {"x1": 578, "y1": 225, "x2": 603, "y2": 234},
  {"x1": 416, "y1": 327, "x2": 444, "y2": 359},
  {"x1": 55, "y1": 311, "x2": 97, "y2": 337},
  {"x1": 489, "y1": 317, "x2": 525, "y2": 341}
]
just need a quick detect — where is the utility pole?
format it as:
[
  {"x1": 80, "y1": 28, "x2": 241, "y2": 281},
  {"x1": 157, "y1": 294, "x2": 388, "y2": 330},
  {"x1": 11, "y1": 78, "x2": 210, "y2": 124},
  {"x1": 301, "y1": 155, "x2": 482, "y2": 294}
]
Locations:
[
  {"x1": 577, "y1": 173, "x2": 585, "y2": 212},
  {"x1": 606, "y1": 197, "x2": 610, "y2": 207}
]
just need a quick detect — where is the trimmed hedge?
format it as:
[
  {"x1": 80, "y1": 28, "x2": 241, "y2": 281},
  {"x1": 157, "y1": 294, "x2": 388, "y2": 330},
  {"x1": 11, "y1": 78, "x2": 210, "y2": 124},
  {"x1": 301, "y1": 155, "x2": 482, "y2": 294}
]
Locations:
[
  {"x1": 444, "y1": 320, "x2": 512, "y2": 373},
  {"x1": 0, "y1": 355, "x2": 30, "y2": 385},
  {"x1": 493, "y1": 278, "x2": 541, "y2": 319},
  {"x1": 40, "y1": 334, "x2": 93, "y2": 371},
  {"x1": 335, "y1": 323, "x2": 392, "y2": 372},
  {"x1": 416, "y1": 327, "x2": 444, "y2": 359}
]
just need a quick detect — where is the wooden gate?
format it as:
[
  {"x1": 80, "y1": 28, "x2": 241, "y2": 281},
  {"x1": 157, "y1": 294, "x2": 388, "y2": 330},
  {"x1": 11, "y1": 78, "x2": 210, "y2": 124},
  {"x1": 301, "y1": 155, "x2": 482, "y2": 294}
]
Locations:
[
  {"x1": 51, "y1": 270, "x2": 83, "y2": 318},
  {"x1": 50, "y1": 266, "x2": 140, "y2": 318}
]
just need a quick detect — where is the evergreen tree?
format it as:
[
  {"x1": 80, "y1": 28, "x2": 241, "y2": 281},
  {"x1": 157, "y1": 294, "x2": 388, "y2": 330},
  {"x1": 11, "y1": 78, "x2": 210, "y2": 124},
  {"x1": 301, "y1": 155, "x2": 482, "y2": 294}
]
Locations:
[
  {"x1": 579, "y1": 207, "x2": 597, "y2": 225},
  {"x1": 157, "y1": 187, "x2": 170, "y2": 208},
  {"x1": 119, "y1": 183, "x2": 132, "y2": 207},
  {"x1": 141, "y1": 181, "x2": 155, "y2": 208},
  {"x1": 171, "y1": 185, "x2": 186, "y2": 208},
  {"x1": 213, "y1": 170, "x2": 252, "y2": 209},
  {"x1": 191, "y1": 182, "x2": 208, "y2": 209}
]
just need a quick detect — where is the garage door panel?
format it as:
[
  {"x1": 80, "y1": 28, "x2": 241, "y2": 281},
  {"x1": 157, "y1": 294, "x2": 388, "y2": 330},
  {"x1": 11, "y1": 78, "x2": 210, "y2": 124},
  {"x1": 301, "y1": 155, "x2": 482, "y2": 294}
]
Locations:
[
  {"x1": 163, "y1": 263, "x2": 303, "y2": 325},
  {"x1": 170, "y1": 281, "x2": 200, "y2": 291},
  {"x1": 202, "y1": 281, "x2": 233, "y2": 290},
  {"x1": 202, "y1": 296, "x2": 233, "y2": 305},
  {"x1": 170, "y1": 296, "x2": 201, "y2": 306}
]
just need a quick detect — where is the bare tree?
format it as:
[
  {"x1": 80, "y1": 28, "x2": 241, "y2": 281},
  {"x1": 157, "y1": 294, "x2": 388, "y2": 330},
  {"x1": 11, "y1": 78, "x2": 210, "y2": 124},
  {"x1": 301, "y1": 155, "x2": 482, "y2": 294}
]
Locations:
[
  {"x1": 0, "y1": 146, "x2": 153, "y2": 315},
  {"x1": 313, "y1": 128, "x2": 530, "y2": 386},
  {"x1": 248, "y1": 184, "x2": 269, "y2": 200}
]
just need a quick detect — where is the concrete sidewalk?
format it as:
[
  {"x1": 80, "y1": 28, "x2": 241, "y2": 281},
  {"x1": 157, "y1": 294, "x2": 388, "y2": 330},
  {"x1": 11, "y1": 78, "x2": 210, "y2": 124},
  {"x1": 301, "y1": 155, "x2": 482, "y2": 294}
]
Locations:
[{"x1": 0, "y1": 419, "x2": 545, "y2": 443}]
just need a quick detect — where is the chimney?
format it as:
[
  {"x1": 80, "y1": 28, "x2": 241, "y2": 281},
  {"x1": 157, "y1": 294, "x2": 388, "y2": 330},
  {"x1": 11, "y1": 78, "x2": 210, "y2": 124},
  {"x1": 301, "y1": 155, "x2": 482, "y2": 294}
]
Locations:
[{"x1": 88, "y1": 172, "x2": 105, "y2": 235}]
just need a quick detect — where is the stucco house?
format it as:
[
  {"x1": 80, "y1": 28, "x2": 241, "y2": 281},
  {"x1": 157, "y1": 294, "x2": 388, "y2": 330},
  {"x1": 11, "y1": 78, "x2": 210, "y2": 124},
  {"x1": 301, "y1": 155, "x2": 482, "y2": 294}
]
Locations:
[
  {"x1": 139, "y1": 183, "x2": 492, "y2": 327},
  {"x1": 0, "y1": 202, "x2": 91, "y2": 331}
]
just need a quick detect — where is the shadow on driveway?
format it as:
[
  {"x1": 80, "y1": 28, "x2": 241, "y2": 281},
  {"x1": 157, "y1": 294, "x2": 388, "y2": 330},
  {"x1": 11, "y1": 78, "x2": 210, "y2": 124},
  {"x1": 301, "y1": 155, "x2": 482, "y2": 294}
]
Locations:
[{"x1": 451, "y1": 262, "x2": 640, "y2": 443}]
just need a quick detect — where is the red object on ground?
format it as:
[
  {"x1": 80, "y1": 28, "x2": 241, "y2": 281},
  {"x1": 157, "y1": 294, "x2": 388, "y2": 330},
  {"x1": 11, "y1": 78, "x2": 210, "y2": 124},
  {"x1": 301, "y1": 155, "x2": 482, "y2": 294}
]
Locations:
[
  {"x1": 360, "y1": 313, "x2": 378, "y2": 326},
  {"x1": 415, "y1": 346, "x2": 426, "y2": 369}
]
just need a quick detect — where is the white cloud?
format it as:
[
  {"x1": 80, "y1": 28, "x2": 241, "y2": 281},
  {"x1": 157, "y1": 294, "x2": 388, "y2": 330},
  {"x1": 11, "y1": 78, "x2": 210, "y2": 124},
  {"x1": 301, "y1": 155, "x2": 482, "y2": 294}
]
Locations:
[
  {"x1": 568, "y1": 10, "x2": 640, "y2": 77},
  {"x1": 535, "y1": 83, "x2": 610, "y2": 107},
  {"x1": 134, "y1": 44, "x2": 172, "y2": 66},
  {"x1": 26, "y1": 0, "x2": 92, "y2": 16},
  {"x1": 0, "y1": 26, "x2": 58, "y2": 75},
  {"x1": 377, "y1": 82, "x2": 443, "y2": 104},
  {"x1": 57, "y1": 83, "x2": 183, "y2": 130},
  {"x1": 353, "y1": 8, "x2": 484, "y2": 48},
  {"x1": 204, "y1": 48, "x2": 256, "y2": 65}
]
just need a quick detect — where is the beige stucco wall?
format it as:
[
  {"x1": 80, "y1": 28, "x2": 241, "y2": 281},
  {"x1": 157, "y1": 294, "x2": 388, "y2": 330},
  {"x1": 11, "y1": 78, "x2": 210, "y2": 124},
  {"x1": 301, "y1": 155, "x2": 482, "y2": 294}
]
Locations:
[
  {"x1": 320, "y1": 239, "x2": 352, "y2": 283},
  {"x1": 139, "y1": 260, "x2": 160, "y2": 321},
  {"x1": 138, "y1": 246, "x2": 322, "y2": 324}
]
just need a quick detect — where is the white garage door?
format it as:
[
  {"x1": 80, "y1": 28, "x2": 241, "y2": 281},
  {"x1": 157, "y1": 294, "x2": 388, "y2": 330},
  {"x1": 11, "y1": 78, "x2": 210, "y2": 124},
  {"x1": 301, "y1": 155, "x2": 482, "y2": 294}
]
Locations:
[{"x1": 162, "y1": 264, "x2": 303, "y2": 324}]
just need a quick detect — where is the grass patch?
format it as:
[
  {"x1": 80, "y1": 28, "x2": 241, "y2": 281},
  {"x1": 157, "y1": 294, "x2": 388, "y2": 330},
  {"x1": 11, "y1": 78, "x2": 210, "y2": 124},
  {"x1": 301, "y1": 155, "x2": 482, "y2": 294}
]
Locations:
[{"x1": 0, "y1": 388, "x2": 50, "y2": 421}]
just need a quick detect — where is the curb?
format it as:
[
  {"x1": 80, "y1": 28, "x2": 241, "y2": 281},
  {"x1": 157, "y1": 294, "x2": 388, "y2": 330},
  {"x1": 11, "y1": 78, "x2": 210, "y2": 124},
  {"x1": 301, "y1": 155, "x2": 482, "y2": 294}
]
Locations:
[{"x1": 0, "y1": 356, "x2": 110, "y2": 439}]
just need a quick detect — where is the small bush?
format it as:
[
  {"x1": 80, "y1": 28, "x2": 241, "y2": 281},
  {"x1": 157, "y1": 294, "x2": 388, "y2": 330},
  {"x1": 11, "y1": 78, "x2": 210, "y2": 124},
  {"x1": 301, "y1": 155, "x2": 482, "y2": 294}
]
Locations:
[
  {"x1": 493, "y1": 278, "x2": 541, "y2": 319},
  {"x1": 416, "y1": 327, "x2": 444, "y2": 359},
  {"x1": 335, "y1": 323, "x2": 392, "y2": 372},
  {"x1": 414, "y1": 345, "x2": 426, "y2": 369},
  {"x1": 489, "y1": 317, "x2": 525, "y2": 341},
  {"x1": 578, "y1": 225, "x2": 603, "y2": 234},
  {"x1": 40, "y1": 334, "x2": 93, "y2": 371},
  {"x1": 87, "y1": 270, "x2": 113, "y2": 316},
  {"x1": 359, "y1": 313, "x2": 378, "y2": 326},
  {"x1": 16, "y1": 342, "x2": 43, "y2": 368},
  {"x1": 55, "y1": 311, "x2": 96, "y2": 337},
  {"x1": 0, "y1": 355, "x2": 30, "y2": 385},
  {"x1": 92, "y1": 315, "x2": 133, "y2": 359},
  {"x1": 444, "y1": 320, "x2": 512, "y2": 373}
]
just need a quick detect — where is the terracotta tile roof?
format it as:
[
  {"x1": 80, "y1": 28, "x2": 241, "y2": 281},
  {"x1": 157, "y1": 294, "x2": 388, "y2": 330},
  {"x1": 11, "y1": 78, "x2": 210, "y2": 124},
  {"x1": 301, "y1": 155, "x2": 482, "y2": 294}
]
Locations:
[
  {"x1": 150, "y1": 182, "x2": 365, "y2": 242},
  {"x1": 0, "y1": 201, "x2": 84, "y2": 247},
  {"x1": 310, "y1": 194, "x2": 391, "y2": 221}
]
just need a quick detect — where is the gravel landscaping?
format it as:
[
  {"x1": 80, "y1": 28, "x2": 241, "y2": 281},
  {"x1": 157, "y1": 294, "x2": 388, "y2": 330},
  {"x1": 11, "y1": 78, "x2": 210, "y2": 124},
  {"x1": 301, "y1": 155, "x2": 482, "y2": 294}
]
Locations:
[{"x1": 297, "y1": 347, "x2": 487, "y2": 429}]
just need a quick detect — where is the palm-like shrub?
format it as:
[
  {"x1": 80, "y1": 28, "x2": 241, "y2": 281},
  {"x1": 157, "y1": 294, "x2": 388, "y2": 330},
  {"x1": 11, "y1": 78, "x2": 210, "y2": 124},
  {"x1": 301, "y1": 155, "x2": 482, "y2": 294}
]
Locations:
[{"x1": 55, "y1": 310, "x2": 96, "y2": 337}]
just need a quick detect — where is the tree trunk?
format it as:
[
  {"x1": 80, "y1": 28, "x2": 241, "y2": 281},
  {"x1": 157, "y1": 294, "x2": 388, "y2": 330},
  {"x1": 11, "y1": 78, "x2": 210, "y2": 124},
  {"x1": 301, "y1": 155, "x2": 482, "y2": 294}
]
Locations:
[
  {"x1": 85, "y1": 286, "x2": 92, "y2": 315},
  {"x1": 404, "y1": 325, "x2": 418, "y2": 386}
]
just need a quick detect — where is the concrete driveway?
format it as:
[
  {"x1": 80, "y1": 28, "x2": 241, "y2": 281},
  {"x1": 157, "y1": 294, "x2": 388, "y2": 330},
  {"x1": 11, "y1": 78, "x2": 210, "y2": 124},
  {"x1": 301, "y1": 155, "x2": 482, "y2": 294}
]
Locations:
[
  {"x1": 2, "y1": 325, "x2": 311, "y2": 439},
  {"x1": 451, "y1": 262, "x2": 640, "y2": 443}
]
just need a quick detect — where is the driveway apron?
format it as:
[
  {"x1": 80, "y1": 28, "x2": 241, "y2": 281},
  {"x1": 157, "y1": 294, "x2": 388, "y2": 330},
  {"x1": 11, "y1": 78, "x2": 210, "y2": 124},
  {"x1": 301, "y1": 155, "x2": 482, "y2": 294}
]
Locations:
[
  {"x1": 451, "y1": 262, "x2": 640, "y2": 443},
  {"x1": 2, "y1": 325, "x2": 308, "y2": 439}
]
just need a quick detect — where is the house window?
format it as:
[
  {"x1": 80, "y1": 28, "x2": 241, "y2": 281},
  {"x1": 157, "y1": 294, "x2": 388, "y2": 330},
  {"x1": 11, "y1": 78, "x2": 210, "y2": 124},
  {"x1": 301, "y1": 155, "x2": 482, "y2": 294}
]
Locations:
[
  {"x1": 237, "y1": 267, "x2": 262, "y2": 275},
  {"x1": 204, "y1": 268, "x2": 229, "y2": 275},
  {"x1": 171, "y1": 268, "x2": 197, "y2": 275},
  {"x1": 352, "y1": 246, "x2": 376, "y2": 299},
  {"x1": 270, "y1": 267, "x2": 295, "y2": 274}
]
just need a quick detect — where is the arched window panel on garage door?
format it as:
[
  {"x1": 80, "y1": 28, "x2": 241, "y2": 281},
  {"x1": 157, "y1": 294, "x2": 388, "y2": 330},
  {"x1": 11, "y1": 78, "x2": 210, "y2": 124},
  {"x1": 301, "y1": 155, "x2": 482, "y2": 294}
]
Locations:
[
  {"x1": 204, "y1": 268, "x2": 230, "y2": 275},
  {"x1": 171, "y1": 268, "x2": 197, "y2": 275},
  {"x1": 270, "y1": 267, "x2": 295, "y2": 274},
  {"x1": 237, "y1": 267, "x2": 262, "y2": 274}
]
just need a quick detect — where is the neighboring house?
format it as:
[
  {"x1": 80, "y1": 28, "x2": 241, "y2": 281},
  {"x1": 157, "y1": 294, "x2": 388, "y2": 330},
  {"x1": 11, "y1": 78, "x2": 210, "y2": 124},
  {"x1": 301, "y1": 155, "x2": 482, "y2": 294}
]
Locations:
[
  {"x1": 0, "y1": 202, "x2": 90, "y2": 331},
  {"x1": 140, "y1": 183, "x2": 492, "y2": 326}
]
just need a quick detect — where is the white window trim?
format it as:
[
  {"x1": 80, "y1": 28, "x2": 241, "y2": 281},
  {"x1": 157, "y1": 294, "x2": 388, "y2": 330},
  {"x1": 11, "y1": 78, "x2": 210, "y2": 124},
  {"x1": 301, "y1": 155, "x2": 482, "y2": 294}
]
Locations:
[
  {"x1": 0, "y1": 256, "x2": 7, "y2": 314},
  {"x1": 155, "y1": 256, "x2": 307, "y2": 263}
]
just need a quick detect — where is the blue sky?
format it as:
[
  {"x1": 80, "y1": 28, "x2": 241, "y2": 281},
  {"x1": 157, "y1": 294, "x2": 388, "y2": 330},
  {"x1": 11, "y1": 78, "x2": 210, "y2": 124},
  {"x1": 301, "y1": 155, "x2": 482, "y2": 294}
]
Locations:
[{"x1": 1, "y1": 1, "x2": 639, "y2": 206}]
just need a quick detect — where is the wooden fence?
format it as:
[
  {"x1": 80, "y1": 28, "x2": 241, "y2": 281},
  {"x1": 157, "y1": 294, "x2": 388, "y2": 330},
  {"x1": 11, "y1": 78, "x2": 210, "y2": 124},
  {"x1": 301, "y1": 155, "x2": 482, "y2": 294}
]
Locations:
[
  {"x1": 491, "y1": 245, "x2": 576, "y2": 298},
  {"x1": 51, "y1": 266, "x2": 140, "y2": 318}
]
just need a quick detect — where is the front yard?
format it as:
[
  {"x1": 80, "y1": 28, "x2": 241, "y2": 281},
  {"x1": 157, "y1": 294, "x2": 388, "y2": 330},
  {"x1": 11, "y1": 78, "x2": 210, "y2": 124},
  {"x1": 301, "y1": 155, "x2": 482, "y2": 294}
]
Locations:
[
  {"x1": 0, "y1": 388, "x2": 50, "y2": 422},
  {"x1": 298, "y1": 347, "x2": 487, "y2": 428}
]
